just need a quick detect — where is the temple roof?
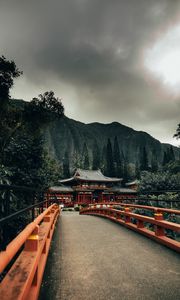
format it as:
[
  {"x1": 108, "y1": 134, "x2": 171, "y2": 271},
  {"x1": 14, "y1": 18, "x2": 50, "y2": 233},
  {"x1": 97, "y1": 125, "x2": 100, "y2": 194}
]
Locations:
[
  {"x1": 60, "y1": 169, "x2": 122, "y2": 184},
  {"x1": 125, "y1": 180, "x2": 139, "y2": 186}
]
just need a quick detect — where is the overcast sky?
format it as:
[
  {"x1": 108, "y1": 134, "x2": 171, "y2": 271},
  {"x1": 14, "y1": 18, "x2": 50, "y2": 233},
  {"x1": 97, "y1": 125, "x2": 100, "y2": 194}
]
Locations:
[{"x1": 1, "y1": 0, "x2": 180, "y2": 146}]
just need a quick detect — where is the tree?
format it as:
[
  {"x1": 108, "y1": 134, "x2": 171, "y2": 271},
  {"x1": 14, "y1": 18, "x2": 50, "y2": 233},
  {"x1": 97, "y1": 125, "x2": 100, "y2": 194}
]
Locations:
[
  {"x1": 140, "y1": 146, "x2": 149, "y2": 171},
  {"x1": 0, "y1": 57, "x2": 22, "y2": 163},
  {"x1": 135, "y1": 161, "x2": 141, "y2": 179},
  {"x1": 63, "y1": 150, "x2": 70, "y2": 178},
  {"x1": 163, "y1": 160, "x2": 180, "y2": 174},
  {"x1": 169, "y1": 146, "x2": 175, "y2": 162},
  {"x1": 106, "y1": 138, "x2": 115, "y2": 176},
  {"x1": 151, "y1": 150, "x2": 158, "y2": 172},
  {"x1": 72, "y1": 148, "x2": 81, "y2": 171},
  {"x1": 174, "y1": 123, "x2": 180, "y2": 139},
  {"x1": 139, "y1": 171, "x2": 180, "y2": 192},
  {"x1": 162, "y1": 151, "x2": 168, "y2": 166},
  {"x1": 92, "y1": 141, "x2": 100, "y2": 170},
  {"x1": 82, "y1": 142, "x2": 89, "y2": 169},
  {"x1": 113, "y1": 136, "x2": 122, "y2": 177},
  {"x1": 5, "y1": 128, "x2": 60, "y2": 188},
  {"x1": 163, "y1": 147, "x2": 175, "y2": 166},
  {"x1": 27, "y1": 91, "x2": 64, "y2": 127},
  {"x1": 121, "y1": 159, "x2": 130, "y2": 184},
  {"x1": 0, "y1": 55, "x2": 22, "y2": 112},
  {"x1": 101, "y1": 145, "x2": 107, "y2": 173}
]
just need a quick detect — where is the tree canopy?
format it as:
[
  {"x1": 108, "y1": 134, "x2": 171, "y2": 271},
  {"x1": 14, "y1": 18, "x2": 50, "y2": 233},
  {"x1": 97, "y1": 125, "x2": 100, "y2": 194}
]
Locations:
[
  {"x1": 0, "y1": 55, "x2": 22, "y2": 111},
  {"x1": 174, "y1": 123, "x2": 180, "y2": 140},
  {"x1": 28, "y1": 91, "x2": 64, "y2": 122}
]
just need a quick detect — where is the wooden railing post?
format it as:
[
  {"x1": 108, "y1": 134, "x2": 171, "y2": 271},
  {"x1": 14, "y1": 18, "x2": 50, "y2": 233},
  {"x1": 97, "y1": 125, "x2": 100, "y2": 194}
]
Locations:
[
  {"x1": 24, "y1": 225, "x2": 39, "y2": 252},
  {"x1": 124, "y1": 207, "x2": 131, "y2": 223},
  {"x1": 137, "y1": 220, "x2": 144, "y2": 229},
  {"x1": 154, "y1": 212, "x2": 165, "y2": 236},
  {"x1": 154, "y1": 212, "x2": 164, "y2": 221}
]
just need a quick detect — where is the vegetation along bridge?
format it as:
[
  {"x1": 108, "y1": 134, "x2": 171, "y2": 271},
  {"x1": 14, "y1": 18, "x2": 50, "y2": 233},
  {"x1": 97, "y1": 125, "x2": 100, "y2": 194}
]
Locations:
[{"x1": 0, "y1": 191, "x2": 180, "y2": 299}]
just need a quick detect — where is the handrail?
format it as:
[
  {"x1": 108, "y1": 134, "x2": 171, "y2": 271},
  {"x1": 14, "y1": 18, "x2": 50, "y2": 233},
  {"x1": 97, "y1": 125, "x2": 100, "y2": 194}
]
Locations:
[
  {"x1": 90, "y1": 203, "x2": 180, "y2": 215},
  {"x1": 80, "y1": 206, "x2": 180, "y2": 252},
  {"x1": 0, "y1": 204, "x2": 55, "y2": 274},
  {"x1": 0, "y1": 200, "x2": 50, "y2": 225},
  {"x1": 117, "y1": 203, "x2": 180, "y2": 215},
  {"x1": 0, "y1": 203, "x2": 60, "y2": 300}
]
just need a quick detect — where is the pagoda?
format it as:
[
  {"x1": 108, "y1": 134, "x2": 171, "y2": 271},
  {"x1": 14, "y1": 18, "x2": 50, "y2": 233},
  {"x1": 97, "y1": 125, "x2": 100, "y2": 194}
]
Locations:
[{"x1": 49, "y1": 169, "x2": 137, "y2": 207}]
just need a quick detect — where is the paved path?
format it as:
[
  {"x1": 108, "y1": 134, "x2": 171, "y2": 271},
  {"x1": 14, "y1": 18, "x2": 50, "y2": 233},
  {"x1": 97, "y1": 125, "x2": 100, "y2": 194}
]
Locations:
[{"x1": 40, "y1": 212, "x2": 180, "y2": 300}]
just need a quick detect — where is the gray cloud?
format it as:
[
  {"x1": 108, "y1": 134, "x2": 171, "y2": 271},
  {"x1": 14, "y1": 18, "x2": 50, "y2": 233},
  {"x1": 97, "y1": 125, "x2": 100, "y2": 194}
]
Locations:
[{"x1": 0, "y1": 0, "x2": 180, "y2": 145}]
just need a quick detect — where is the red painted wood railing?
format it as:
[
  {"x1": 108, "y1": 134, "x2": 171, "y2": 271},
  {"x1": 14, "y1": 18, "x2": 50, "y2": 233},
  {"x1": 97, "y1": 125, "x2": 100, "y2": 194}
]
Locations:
[
  {"x1": 80, "y1": 204, "x2": 180, "y2": 253},
  {"x1": 0, "y1": 204, "x2": 60, "y2": 300},
  {"x1": 90, "y1": 202, "x2": 180, "y2": 215}
]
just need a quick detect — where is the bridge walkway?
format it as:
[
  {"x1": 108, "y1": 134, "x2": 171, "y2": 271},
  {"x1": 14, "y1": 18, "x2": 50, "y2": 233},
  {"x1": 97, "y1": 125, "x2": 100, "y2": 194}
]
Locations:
[{"x1": 40, "y1": 211, "x2": 180, "y2": 300}]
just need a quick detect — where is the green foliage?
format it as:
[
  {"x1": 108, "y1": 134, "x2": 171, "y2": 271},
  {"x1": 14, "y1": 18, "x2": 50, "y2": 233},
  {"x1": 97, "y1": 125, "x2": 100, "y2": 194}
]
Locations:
[
  {"x1": 113, "y1": 136, "x2": 122, "y2": 177},
  {"x1": 0, "y1": 165, "x2": 11, "y2": 185},
  {"x1": 122, "y1": 160, "x2": 129, "y2": 183},
  {"x1": 105, "y1": 138, "x2": 115, "y2": 176},
  {"x1": 151, "y1": 149, "x2": 158, "y2": 172},
  {"x1": 135, "y1": 161, "x2": 141, "y2": 179},
  {"x1": 140, "y1": 146, "x2": 149, "y2": 171},
  {"x1": 27, "y1": 91, "x2": 64, "y2": 127},
  {"x1": 174, "y1": 123, "x2": 180, "y2": 140},
  {"x1": 92, "y1": 141, "x2": 100, "y2": 170},
  {"x1": 139, "y1": 171, "x2": 180, "y2": 192},
  {"x1": 0, "y1": 55, "x2": 22, "y2": 111},
  {"x1": 0, "y1": 57, "x2": 23, "y2": 163},
  {"x1": 82, "y1": 142, "x2": 89, "y2": 169},
  {"x1": 163, "y1": 160, "x2": 180, "y2": 174},
  {"x1": 5, "y1": 129, "x2": 60, "y2": 189},
  {"x1": 100, "y1": 145, "x2": 107, "y2": 174},
  {"x1": 163, "y1": 146, "x2": 175, "y2": 166},
  {"x1": 63, "y1": 150, "x2": 70, "y2": 178}
]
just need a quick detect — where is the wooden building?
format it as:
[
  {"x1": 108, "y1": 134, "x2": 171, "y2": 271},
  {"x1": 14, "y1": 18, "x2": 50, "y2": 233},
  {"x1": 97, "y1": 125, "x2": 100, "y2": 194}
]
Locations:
[{"x1": 49, "y1": 169, "x2": 137, "y2": 207}]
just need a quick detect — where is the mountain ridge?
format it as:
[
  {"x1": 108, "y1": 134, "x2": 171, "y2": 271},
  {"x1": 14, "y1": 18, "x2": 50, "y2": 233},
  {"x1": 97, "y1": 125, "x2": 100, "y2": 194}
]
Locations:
[{"x1": 11, "y1": 99, "x2": 180, "y2": 171}]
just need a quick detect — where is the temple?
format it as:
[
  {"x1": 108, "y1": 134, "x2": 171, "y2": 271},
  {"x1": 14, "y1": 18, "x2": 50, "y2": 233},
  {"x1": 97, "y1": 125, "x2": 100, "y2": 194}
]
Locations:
[{"x1": 49, "y1": 169, "x2": 137, "y2": 207}]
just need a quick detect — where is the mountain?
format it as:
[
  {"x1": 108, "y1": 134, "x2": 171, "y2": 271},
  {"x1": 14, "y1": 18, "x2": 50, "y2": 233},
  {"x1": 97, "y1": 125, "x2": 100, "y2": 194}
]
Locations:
[
  {"x1": 11, "y1": 99, "x2": 180, "y2": 174},
  {"x1": 44, "y1": 115, "x2": 180, "y2": 170}
]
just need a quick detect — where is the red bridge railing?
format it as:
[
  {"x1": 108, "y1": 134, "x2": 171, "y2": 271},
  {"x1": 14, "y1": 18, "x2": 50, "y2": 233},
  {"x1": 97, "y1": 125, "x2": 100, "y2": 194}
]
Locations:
[
  {"x1": 0, "y1": 204, "x2": 60, "y2": 300},
  {"x1": 80, "y1": 204, "x2": 180, "y2": 253}
]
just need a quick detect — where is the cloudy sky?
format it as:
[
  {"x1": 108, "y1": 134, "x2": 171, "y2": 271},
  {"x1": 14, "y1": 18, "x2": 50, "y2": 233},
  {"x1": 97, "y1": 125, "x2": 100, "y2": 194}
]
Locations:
[{"x1": 1, "y1": 0, "x2": 180, "y2": 146}]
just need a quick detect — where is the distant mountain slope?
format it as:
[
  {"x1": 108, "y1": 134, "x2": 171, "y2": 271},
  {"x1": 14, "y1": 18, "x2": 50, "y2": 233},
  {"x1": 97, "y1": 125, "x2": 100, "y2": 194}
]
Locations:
[
  {"x1": 44, "y1": 115, "x2": 180, "y2": 167},
  {"x1": 11, "y1": 99, "x2": 180, "y2": 169}
]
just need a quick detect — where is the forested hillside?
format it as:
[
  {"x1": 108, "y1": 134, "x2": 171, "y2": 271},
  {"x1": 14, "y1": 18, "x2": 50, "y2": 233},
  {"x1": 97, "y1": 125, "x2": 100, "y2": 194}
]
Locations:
[{"x1": 44, "y1": 115, "x2": 180, "y2": 179}]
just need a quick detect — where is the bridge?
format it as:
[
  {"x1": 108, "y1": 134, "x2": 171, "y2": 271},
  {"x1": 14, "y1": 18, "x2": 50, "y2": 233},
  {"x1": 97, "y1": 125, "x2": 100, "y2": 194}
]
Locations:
[{"x1": 0, "y1": 193, "x2": 180, "y2": 299}]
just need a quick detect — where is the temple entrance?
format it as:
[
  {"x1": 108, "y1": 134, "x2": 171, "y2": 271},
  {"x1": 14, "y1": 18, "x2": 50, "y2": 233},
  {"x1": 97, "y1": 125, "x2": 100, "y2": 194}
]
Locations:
[{"x1": 92, "y1": 191, "x2": 103, "y2": 202}]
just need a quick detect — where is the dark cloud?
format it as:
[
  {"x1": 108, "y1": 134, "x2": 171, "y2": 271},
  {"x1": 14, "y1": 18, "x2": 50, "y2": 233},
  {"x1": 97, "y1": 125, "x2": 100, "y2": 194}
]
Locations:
[{"x1": 0, "y1": 0, "x2": 180, "y2": 145}]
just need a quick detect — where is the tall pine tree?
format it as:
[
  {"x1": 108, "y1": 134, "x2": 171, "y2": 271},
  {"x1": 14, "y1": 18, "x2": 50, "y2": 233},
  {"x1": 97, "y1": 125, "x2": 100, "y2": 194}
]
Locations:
[
  {"x1": 169, "y1": 146, "x2": 175, "y2": 161},
  {"x1": 63, "y1": 150, "x2": 70, "y2": 178},
  {"x1": 82, "y1": 142, "x2": 89, "y2": 169},
  {"x1": 151, "y1": 149, "x2": 158, "y2": 172},
  {"x1": 140, "y1": 146, "x2": 149, "y2": 171},
  {"x1": 135, "y1": 160, "x2": 140, "y2": 179},
  {"x1": 106, "y1": 138, "x2": 115, "y2": 176},
  {"x1": 113, "y1": 136, "x2": 122, "y2": 177},
  {"x1": 92, "y1": 141, "x2": 100, "y2": 170},
  {"x1": 101, "y1": 145, "x2": 107, "y2": 174}
]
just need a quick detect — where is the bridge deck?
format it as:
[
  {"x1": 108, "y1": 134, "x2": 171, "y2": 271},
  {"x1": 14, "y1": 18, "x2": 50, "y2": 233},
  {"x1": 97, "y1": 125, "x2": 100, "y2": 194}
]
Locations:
[{"x1": 40, "y1": 212, "x2": 180, "y2": 300}]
